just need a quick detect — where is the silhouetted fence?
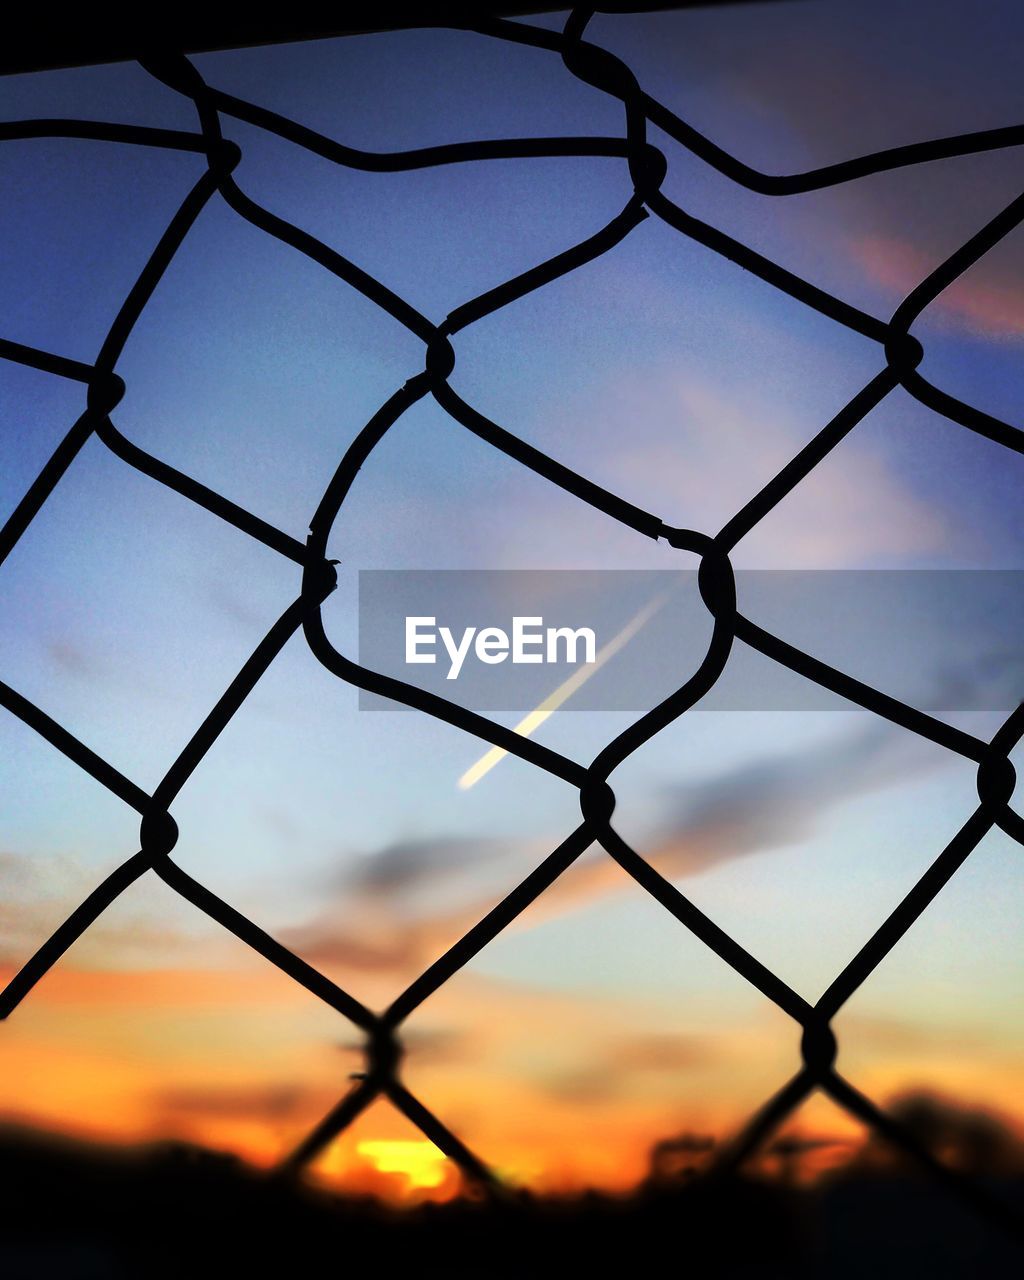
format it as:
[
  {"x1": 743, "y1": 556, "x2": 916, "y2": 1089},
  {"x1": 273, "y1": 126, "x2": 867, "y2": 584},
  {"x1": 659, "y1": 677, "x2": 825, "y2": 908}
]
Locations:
[{"x1": 1, "y1": 2, "x2": 1022, "y2": 1244}]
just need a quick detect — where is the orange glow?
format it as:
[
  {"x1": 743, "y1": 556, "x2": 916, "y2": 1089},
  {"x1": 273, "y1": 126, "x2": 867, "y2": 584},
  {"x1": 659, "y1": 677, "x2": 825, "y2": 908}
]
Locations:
[{"x1": 3, "y1": 957, "x2": 1024, "y2": 1201}]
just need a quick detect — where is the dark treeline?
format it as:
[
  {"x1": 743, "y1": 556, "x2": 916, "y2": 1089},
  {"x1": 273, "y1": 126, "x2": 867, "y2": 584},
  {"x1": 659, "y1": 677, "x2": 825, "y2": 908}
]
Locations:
[{"x1": 1, "y1": 1098, "x2": 1022, "y2": 1280}]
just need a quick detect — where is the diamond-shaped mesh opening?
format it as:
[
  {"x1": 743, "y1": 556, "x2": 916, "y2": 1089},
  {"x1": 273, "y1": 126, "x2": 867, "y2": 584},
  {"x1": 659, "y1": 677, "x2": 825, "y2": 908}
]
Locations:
[
  {"x1": 0, "y1": 875, "x2": 348, "y2": 1165},
  {"x1": 306, "y1": 1097, "x2": 464, "y2": 1205},
  {"x1": 833, "y1": 826, "x2": 1024, "y2": 1150},
  {"x1": 399, "y1": 863, "x2": 798, "y2": 1193}
]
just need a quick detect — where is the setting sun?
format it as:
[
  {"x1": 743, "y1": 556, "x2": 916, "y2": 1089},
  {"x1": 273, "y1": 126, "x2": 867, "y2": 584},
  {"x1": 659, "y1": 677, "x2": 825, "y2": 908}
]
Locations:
[{"x1": 356, "y1": 1140, "x2": 450, "y2": 1190}]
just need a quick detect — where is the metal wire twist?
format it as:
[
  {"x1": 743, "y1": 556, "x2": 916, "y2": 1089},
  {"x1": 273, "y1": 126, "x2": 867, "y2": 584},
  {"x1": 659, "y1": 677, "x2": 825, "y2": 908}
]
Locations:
[{"x1": 1, "y1": 3, "x2": 1022, "y2": 1238}]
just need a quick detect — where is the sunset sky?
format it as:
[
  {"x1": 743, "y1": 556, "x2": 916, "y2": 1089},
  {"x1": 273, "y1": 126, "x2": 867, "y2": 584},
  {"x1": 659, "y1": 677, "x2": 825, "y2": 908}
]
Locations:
[{"x1": 1, "y1": 0, "x2": 1023, "y2": 1198}]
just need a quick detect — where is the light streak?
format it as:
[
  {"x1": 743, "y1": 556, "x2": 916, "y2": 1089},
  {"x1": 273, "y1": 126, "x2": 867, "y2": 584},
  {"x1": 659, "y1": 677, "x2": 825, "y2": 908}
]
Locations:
[{"x1": 458, "y1": 590, "x2": 670, "y2": 789}]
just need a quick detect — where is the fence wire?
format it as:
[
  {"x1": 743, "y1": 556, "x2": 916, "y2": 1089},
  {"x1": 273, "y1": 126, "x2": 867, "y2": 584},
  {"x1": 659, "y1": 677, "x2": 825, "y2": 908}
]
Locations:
[{"x1": 1, "y1": 2, "x2": 1023, "y2": 1241}]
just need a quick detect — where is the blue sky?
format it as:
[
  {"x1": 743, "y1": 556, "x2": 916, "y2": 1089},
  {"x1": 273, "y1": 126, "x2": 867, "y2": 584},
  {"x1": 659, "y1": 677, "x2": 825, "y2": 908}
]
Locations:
[{"x1": 1, "y1": 1, "x2": 1022, "y2": 1184}]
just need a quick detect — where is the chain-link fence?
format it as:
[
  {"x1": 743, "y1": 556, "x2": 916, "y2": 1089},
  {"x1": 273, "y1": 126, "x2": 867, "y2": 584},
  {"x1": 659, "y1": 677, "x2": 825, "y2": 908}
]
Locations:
[{"x1": 1, "y1": 2, "x2": 1022, "y2": 1243}]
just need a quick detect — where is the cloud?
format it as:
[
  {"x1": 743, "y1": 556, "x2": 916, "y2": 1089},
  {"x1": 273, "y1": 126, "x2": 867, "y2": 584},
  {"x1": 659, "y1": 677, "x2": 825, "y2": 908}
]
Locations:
[
  {"x1": 0, "y1": 850, "x2": 32, "y2": 891},
  {"x1": 653, "y1": 716, "x2": 934, "y2": 866},
  {"x1": 639, "y1": 3, "x2": 1024, "y2": 340},
  {"x1": 0, "y1": 849, "x2": 207, "y2": 972},
  {"x1": 48, "y1": 639, "x2": 101, "y2": 679},
  {"x1": 481, "y1": 359, "x2": 956, "y2": 570},
  {"x1": 839, "y1": 1012, "x2": 993, "y2": 1056},
  {"x1": 491, "y1": 1026, "x2": 732, "y2": 1108},
  {"x1": 152, "y1": 1083, "x2": 307, "y2": 1121},
  {"x1": 291, "y1": 931, "x2": 424, "y2": 976},
  {"x1": 348, "y1": 835, "x2": 512, "y2": 896},
  {"x1": 283, "y1": 713, "x2": 948, "y2": 982},
  {"x1": 609, "y1": 1032, "x2": 711, "y2": 1073},
  {"x1": 854, "y1": 233, "x2": 1024, "y2": 337},
  {"x1": 615, "y1": 377, "x2": 951, "y2": 567}
]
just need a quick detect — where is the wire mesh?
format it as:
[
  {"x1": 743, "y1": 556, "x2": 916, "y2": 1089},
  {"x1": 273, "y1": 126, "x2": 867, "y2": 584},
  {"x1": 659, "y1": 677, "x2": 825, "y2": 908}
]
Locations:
[{"x1": 1, "y1": 2, "x2": 1022, "y2": 1240}]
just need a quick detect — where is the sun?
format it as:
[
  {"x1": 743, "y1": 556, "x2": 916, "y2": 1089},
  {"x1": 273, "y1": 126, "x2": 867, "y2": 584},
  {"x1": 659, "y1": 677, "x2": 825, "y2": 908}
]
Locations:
[{"x1": 356, "y1": 1139, "x2": 450, "y2": 1189}]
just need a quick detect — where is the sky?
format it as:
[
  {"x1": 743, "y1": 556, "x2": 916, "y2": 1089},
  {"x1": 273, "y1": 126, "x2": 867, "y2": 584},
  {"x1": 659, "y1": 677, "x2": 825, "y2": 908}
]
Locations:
[{"x1": 1, "y1": 0, "x2": 1023, "y2": 1198}]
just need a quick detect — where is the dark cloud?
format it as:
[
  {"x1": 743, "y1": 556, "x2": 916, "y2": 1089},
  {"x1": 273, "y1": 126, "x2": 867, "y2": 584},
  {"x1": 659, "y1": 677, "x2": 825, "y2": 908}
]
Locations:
[
  {"x1": 536, "y1": 1069, "x2": 623, "y2": 1105},
  {"x1": 610, "y1": 1033, "x2": 711, "y2": 1073},
  {"x1": 536, "y1": 1032, "x2": 717, "y2": 1106},
  {"x1": 349, "y1": 834, "x2": 512, "y2": 896},
  {"x1": 654, "y1": 717, "x2": 933, "y2": 870},
  {"x1": 48, "y1": 639, "x2": 100, "y2": 679},
  {"x1": 290, "y1": 928, "x2": 421, "y2": 974},
  {"x1": 285, "y1": 713, "x2": 953, "y2": 979},
  {"x1": 400, "y1": 1025, "x2": 480, "y2": 1064},
  {"x1": 152, "y1": 1083, "x2": 308, "y2": 1121}
]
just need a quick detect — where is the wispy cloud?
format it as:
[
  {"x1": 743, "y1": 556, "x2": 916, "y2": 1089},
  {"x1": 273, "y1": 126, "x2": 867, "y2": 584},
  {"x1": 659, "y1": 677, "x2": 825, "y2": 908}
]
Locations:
[
  {"x1": 283, "y1": 713, "x2": 947, "y2": 982},
  {"x1": 614, "y1": 377, "x2": 952, "y2": 566},
  {"x1": 854, "y1": 233, "x2": 1024, "y2": 338},
  {"x1": 0, "y1": 850, "x2": 194, "y2": 970}
]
